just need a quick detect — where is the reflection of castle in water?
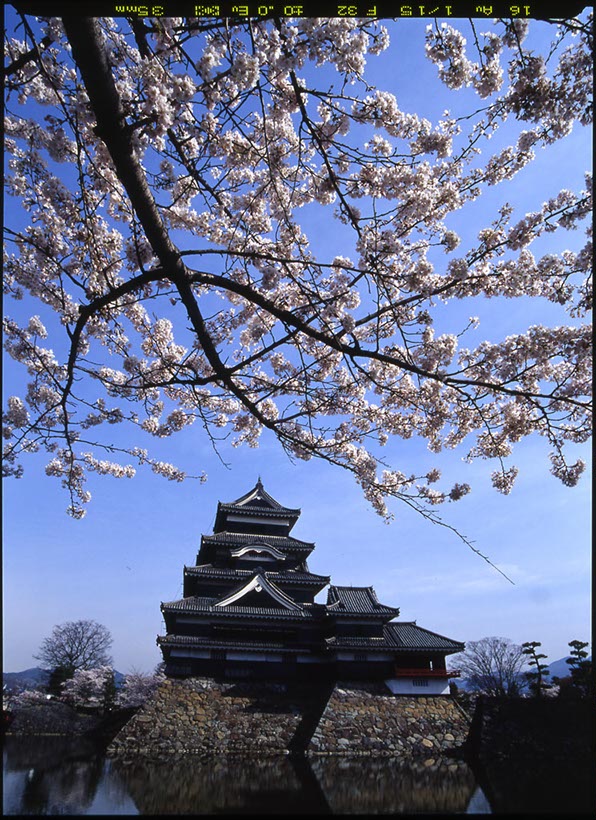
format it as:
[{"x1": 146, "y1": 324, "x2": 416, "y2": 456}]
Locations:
[
  {"x1": 4, "y1": 736, "x2": 483, "y2": 814},
  {"x1": 112, "y1": 753, "x2": 480, "y2": 815},
  {"x1": 309, "y1": 756, "x2": 479, "y2": 815}
]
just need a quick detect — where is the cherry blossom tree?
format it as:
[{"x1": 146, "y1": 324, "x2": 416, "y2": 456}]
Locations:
[
  {"x1": 3, "y1": 13, "x2": 592, "y2": 537},
  {"x1": 60, "y1": 664, "x2": 116, "y2": 711},
  {"x1": 117, "y1": 669, "x2": 166, "y2": 708},
  {"x1": 4, "y1": 688, "x2": 51, "y2": 710}
]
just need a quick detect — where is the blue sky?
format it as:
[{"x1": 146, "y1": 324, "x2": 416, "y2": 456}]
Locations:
[
  {"x1": 3, "y1": 14, "x2": 592, "y2": 675},
  {"x1": 3, "y1": 424, "x2": 591, "y2": 674}
]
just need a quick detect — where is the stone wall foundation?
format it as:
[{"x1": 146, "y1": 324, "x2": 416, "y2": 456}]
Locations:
[
  {"x1": 108, "y1": 678, "x2": 470, "y2": 759},
  {"x1": 307, "y1": 681, "x2": 470, "y2": 759}
]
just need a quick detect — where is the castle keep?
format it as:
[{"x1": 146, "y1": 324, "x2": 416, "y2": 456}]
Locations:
[
  {"x1": 110, "y1": 480, "x2": 469, "y2": 758},
  {"x1": 157, "y1": 479, "x2": 463, "y2": 695}
]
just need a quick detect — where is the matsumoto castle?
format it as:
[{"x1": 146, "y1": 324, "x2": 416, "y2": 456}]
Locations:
[{"x1": 157, "y1": 479, "x2": 463, "y2": 695}]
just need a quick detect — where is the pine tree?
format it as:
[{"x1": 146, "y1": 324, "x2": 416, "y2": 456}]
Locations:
[
  {"x1": 522, "y1": 641, "x2": 551, "y2": 697},
  {"x1": 565, "y1": 640, "x2": 592, "y2": 699}
]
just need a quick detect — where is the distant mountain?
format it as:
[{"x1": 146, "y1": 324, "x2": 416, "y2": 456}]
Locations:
[
  {"x1": 3, "y1": 666, "x2": 126, "y2": 692},
  {"x1": 547, "y1": 655, "x2": 591, "y2": 680},
  {"x1": 3, "y1": 667, "x2": 50, "y2": 692}
]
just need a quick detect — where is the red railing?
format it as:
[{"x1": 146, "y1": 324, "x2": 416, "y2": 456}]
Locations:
[{"x1": 393, "y1": 668, "x2": 461, "y2": 678}]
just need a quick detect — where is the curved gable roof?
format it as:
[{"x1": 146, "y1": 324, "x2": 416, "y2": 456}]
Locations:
[
  {"x1": 222, "y1": 478, "x2": 300, "y2": 514},
  {"x1": 214, "y1": 573, "x2": 304, "y2": 611},
  {"x1": 230, "y1": 541, "x2": 287, "y2": 561}
]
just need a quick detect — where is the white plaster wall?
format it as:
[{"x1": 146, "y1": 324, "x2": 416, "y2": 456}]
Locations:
[{"x1": 384, "y1": 677, "x2": 450, "y2": 696}]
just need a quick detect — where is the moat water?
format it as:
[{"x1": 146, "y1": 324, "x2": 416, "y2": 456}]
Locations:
[{"x1": 3, "y1": 735, "x2": 492, "y2": 815}]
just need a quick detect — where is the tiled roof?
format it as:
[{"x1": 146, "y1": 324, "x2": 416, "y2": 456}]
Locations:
[
  {"x1": 325, "y1": 636, "x2": 390, "y2": 650},
  {"x1": 326, "y1": 585, "x2": 400, "y2": 617},
  {"x1": 157, "y1": 634, "x2": 303, "y2": 652},
  {"x1": 184, "y1": 565, "x2": 330, "y2": 585},
  {"x1": 325, "y1": 622, "x2": 464, "y2": 653},
  {"x1": 160, "y1": 622, "x2": 464, "y2": 655},
  {"x1": 213, "y1": 480, "x2": 301, "y2": 533},
  {"x1": 221, "y1": 479, "x2": 301, "y2": 515},
  {"x1": 217, "y1": 505, "x2": 296, "y2": 519},
  {"x1": 201, "y1": 532, "x2": 314, "y2": 552},
  {"x1": 161, "y1": 595, "x2": 316, "y2": 619},
  {"x1": 383, "y1": 622, "x2": 465, "y2": 652}
]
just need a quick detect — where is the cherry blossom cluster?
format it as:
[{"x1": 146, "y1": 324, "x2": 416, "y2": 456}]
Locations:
[
  {"x1": 4, "y1": 666, "x2": 166, "y2": 712},
  {"x1": 3, "y1": 688, "x2": 51, "y2": 709},
  {"x1": 61, "y1": 665, "x2": 116, "y2": 709},
  {"x1": 2, "y1": 13, "x2": 592, "y2": 523},
  {"x1": 58, "y1": 665, "x2": 166, "y2": 710},
  {"x1": 117, "y1": 669, "x2": 166, "y2": 708}
]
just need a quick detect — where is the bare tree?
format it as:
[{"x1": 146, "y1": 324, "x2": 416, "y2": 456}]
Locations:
[
  {"x1": 457, "y1": 636, "x2": 526, "y2": 696},
  {"x1": 34, "y1": 619, "x2": 113, "y2": 672}
]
